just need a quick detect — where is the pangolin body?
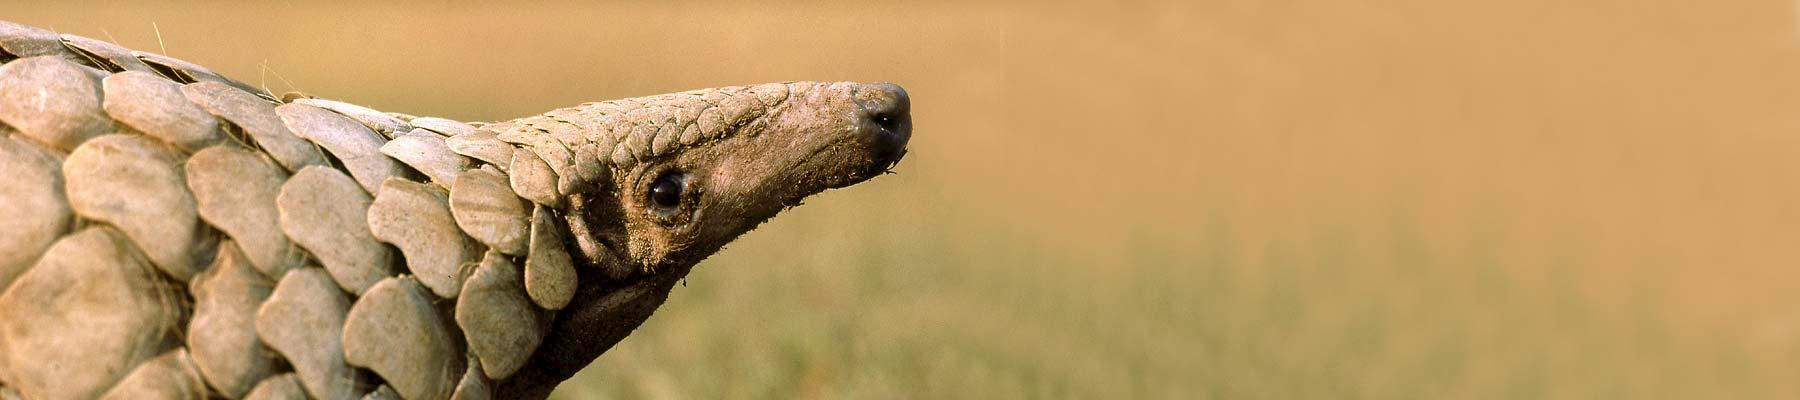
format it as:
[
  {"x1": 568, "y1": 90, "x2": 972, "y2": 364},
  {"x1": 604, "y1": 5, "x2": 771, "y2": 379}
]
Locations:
[{"x1": 0, "y1": 20, "x2": 912, "y2": 400}]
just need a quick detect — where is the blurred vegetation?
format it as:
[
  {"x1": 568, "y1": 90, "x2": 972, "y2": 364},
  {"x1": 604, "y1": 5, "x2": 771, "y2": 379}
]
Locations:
[{"x1": 15, "y1": 1, "x2": 1800, "y2": 398}]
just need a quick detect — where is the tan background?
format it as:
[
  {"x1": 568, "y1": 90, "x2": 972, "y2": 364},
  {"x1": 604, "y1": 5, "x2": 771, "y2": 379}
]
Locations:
[{"x1": 13, "y1": 1, "x2": 1800, "y2": 398}]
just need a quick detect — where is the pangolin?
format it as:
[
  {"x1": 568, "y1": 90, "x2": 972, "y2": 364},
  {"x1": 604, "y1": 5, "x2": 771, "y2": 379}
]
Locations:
[{"x1": 0, "y1": 20, "x2": 911, "y2": 400}]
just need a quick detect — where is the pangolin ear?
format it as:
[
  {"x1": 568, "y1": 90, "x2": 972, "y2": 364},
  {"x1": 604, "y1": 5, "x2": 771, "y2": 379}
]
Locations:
[{"x1": 562, "y1": 190, "x2": 636, "y2": 281}]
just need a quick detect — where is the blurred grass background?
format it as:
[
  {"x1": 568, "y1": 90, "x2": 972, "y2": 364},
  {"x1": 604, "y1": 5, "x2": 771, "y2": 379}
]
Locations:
[{"x1": 14, "y1": 1, "x2": 1800, "y2": 398}]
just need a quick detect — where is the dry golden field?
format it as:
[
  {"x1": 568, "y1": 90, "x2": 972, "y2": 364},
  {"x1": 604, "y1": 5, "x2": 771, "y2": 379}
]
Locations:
[{"x1": 13, "y1": 1, "x2": 1800, "y2": 398}]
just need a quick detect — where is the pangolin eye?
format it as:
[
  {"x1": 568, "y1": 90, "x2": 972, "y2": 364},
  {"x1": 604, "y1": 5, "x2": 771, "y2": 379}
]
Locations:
[{"x1": 649, "y1": 172, "x2": 685, "y2": 209}]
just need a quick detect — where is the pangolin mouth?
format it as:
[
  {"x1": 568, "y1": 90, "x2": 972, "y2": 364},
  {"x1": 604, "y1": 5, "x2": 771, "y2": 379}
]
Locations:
[
  {"x1": 816, "y1": 146, "x2": 906, "y2": 190},
  {"x1": 855, "y1": 146, "x2": 908, "y2": 186}
]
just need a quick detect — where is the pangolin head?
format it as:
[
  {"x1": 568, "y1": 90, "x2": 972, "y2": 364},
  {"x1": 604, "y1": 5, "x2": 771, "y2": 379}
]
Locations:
[{"x1": 554, "y1": 81, "x2": 912, "y2": 277}]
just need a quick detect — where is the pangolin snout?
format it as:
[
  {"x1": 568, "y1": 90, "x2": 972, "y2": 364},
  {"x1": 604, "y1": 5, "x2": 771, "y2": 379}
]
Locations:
[{"x1": 854, "y1": 82, "x2": 912, "y2": 170}]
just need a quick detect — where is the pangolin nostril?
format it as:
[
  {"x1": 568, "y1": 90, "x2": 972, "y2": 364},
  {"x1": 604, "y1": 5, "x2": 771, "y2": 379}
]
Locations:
[
  {"x1": 872, "y1": 112, "x2": 900, "y2": 132},
  {"x1": 856, "y1": 82, "x2": 911, "y2": 138}
]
